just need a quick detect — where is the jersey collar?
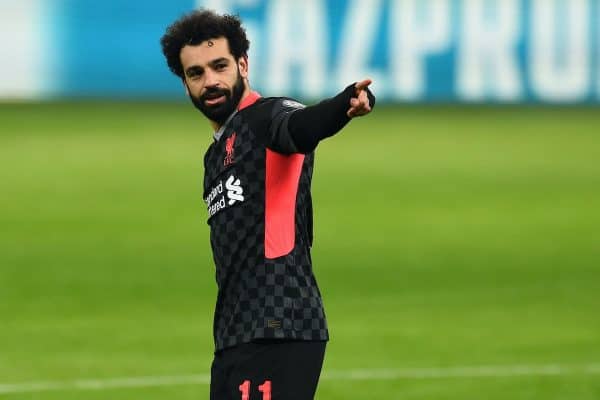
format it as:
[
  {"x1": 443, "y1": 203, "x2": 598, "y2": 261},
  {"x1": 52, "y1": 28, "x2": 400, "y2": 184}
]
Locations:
[
  {"x1": 213, "y1": 91, "x2": 262, "y2": 142},
  {"x1": 238, "y1": 90, "x2": 262, "y2": 111}
]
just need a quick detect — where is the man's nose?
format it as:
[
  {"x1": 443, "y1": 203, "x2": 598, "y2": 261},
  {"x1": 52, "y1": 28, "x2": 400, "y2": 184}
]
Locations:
[{"x1": 204, "y1": 69, "x2": 220, "y2": 88}]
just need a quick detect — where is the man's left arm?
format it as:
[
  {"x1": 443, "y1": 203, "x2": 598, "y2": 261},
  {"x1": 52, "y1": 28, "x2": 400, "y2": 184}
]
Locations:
[{"x1": 267, "y1": 80, "x2": 376, "y2": 154}]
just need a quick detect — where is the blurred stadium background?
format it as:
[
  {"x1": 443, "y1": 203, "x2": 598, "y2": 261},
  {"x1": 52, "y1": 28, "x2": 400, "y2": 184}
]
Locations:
[{"x1": 1, "y1": 1, "x2": 600, "y2": 399}]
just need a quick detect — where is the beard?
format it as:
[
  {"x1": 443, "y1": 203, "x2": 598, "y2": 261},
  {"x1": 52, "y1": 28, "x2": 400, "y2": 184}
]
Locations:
[{"x1": 188, "y1": 71, "x2": 245, "y2": 125}]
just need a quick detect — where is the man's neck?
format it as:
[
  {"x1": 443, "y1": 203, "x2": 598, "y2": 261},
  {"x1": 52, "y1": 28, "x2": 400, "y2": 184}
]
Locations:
[{"x1": 210, "y1": 87, "x2": 252, "y2": 132}]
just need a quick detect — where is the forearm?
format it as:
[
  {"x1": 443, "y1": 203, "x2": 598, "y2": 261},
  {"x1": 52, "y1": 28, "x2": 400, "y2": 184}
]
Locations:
[{"x1": 287, "y1": 84, "x2": 356, "y2": 153}]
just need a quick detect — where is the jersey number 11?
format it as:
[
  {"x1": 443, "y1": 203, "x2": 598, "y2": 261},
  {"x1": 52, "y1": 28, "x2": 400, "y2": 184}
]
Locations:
[{"x1": 239, "y1": 380, "x2": 272, "y2": 400}]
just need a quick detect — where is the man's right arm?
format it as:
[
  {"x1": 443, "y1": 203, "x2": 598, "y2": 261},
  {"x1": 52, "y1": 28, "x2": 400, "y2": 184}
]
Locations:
[{"x1": 267, "y1": 80, "x2": 376, "y2": 154}]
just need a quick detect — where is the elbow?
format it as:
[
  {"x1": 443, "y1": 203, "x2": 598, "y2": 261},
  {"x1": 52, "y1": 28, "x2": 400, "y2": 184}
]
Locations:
[{"x1": 293, "y1": 139, "x2": 318, "y2": 154}]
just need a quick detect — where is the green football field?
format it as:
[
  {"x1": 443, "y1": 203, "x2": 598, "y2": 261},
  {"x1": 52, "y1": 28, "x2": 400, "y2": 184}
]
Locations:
[{"x1": 1, "y1": 102, "x2": 599, "y2": 400}]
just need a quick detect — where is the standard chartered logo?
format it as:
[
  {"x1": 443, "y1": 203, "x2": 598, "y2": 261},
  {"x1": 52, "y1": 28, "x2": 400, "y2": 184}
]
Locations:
[
  {"x1": 225, "y1": 175, "x2": 244, "y2": 205},
  {"x1": 205, "y1": 175, "x2": 245, "y2": 217}
]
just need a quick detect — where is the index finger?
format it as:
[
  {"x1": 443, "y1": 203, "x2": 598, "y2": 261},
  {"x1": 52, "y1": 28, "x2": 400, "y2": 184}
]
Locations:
[{"x1": 355, "y1": 79, "x2": 372, "y2": 93}]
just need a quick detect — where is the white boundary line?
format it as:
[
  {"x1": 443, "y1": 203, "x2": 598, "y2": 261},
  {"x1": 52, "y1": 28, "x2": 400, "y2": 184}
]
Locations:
[{"x1": 1, "y1": 363, "x2": 599, "y2": 395}]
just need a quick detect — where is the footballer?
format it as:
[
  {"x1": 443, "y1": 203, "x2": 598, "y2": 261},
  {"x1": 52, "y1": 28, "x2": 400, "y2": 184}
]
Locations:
[{"x1": 161, "y1": 9, "x2": 375, "y2": 400}]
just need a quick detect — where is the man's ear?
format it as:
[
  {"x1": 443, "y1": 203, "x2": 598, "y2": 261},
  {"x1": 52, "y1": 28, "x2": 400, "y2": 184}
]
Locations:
[
  {"x1": 238, "y1": 55, "x2": 249, "y2": 79},
  {"x1": 182, "y1": 79, "x2": 190, "y2": 96}
]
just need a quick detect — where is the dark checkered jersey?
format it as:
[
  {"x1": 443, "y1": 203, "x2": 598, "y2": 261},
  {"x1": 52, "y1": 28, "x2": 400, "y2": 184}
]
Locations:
[{"x1": 202, "y1": 92, "x2": 329, "y2": 351}]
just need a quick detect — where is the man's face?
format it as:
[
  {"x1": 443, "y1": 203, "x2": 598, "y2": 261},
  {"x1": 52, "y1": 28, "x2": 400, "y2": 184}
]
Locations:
[{"x1": 180, "y1": 37, "x2": 249, "y2": 124}]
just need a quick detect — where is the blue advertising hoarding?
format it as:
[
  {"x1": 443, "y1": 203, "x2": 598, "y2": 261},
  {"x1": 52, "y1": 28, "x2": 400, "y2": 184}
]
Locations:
[{"x1": 5, "y1": 0, "x2": 600, "y2": 102}]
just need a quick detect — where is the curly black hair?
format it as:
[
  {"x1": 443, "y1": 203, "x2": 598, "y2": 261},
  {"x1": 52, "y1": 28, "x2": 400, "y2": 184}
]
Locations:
[{"x1": 160, "y1": 9, "x2": 250, "y2": 79}]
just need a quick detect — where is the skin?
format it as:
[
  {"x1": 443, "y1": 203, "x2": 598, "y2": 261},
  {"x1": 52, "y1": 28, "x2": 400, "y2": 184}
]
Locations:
[
  {"x1": 180, "y1": 37, "x2": 250, "y2": 131},
  {"x1": 179, "y1": 37, "x2": 373, "y2": 131},
  {"x1": 348, "y1": 79, "x2": 373, "y2": 118}
]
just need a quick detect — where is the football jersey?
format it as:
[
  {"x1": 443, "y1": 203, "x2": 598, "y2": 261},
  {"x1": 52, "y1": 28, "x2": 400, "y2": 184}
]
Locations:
[{"x1": 203, "y1": 92, "x2": 329, "y2": 351}]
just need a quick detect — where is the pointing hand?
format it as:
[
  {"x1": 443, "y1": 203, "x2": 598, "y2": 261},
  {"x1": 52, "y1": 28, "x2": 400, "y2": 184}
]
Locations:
[{"x1": 347, "y1": 79, "x2": 375, "y2": 118}]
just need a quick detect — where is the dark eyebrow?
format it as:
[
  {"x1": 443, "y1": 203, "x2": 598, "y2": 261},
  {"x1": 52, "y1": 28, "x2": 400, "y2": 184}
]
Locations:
[
  {"x1": 209, "y1": 57, "x2": 229, "y2": 67},
  {"x1": 185, "y1": 65, "x2": 204, "y2": 77},
  {"x1": 185, "y1": 58, "x2": 230, "y2": 77}
]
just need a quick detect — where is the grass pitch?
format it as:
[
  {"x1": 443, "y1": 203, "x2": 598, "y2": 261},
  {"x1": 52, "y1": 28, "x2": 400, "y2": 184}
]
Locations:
[{"x1": 1, "y1": 102, "x2": 599, "y2": 399}]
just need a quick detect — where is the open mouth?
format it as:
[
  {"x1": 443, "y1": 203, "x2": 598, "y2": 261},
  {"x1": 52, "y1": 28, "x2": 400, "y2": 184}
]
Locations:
[{"x1": 205, "y1": 95, "x2": 226, "y2": 106}]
